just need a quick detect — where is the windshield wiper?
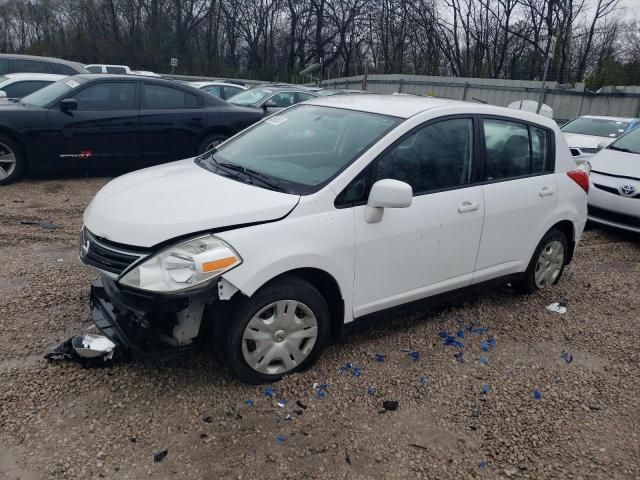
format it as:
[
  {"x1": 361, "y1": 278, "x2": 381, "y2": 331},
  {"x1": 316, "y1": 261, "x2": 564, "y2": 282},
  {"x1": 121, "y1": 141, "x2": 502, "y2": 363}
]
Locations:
[
  {"x1": 608, "y1": 145, "x2": 636, "y2": 154},
  {"x1": 215, "y1": 160, "x2": 287, "y2": 193}
]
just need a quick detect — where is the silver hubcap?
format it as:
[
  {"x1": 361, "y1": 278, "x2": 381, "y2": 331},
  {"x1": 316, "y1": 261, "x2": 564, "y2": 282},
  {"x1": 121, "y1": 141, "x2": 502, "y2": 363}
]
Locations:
[
  {"x1": 0, "y1": 142, "x2": 16, "y2": 181},
  {"x1": 242, "y1": 300, "x2": 318, "y2": 375},
  {"x1": 534, "y1": 240, "x2": 565, "y2": 288}
]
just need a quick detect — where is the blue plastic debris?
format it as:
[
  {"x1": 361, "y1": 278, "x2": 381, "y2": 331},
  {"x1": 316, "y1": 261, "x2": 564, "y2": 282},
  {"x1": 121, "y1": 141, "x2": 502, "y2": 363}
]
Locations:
[
  {"x1": 368, "y1": 386, "x2": 377, "y2": 396},
  {"x1": 488, "y1": 337, "x2": 496, "y2": 348},
  {"x1": 560, "y1": 351, "x2": 573, "y2": 363},
  {"x1": 263, "y1": 386, "x2": 274, "y2": 398},
  {"x1": 352, "y1": 367, "x2": 362, "y2": 377},
  {"x1": 340, "y1": 362, "x2": 353, "y2": 372},
  {"x1": 479, "y1": 356, "x2": 489, "y2": 366},
  {"x1": 453, "y1": 351, "x2": 465, "y2": 364},
  {"x1": 444, "y1": 336, "x2": 465, "y2": 349},
  {"x1": 244, "y1": 399, "x2": 254, "y2": 407},
  {"x1": 407, "y1": 351, "x2": 420, "y2": 362},
  {"x1": 479, "y1": 460, "x2": 487, "y2": 468},
  {"x1": 481, "y1": 384, "x2": 491, "y2": 394},
  {"x1": 481, "y1": 340, "x2": 489, "y2": 352},
  {"x1": 471, "y1": 326, "x2": 488, "y2": 334},
  {"x1": 438, "y1": 330, "x2": 448, "y2": 339},
  {"x1": 276, "y1": 435, "x2": 288, "y2": 444},
  {"x1": 419, "y1": 376, "x2": 429, "y2": 385},
  {"x1": 374, "y1": 354, "x2": 386, "y2": 362},
  {"x1": 456, "y1": 329, "x2": 465, "y2": 339},
  {"x1": 533, "y1": 389, "x2": 542, "y2": 400},
  {"x1": 315, "y1": 383, "x2": 328, "y2": 399},
  {"x1": 277, "y1": 400, "x2": 286, "y2": 408}
]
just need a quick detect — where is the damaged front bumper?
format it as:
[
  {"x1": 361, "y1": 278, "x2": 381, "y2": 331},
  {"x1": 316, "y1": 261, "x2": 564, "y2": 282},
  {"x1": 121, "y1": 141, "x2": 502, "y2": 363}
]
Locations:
[{"x1": 90, "y1": 276, "x2": 216, "y2": 360}]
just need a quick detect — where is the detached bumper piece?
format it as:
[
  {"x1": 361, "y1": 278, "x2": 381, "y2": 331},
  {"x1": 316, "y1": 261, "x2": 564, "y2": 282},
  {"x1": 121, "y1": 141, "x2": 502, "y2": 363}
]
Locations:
[{"x1": 90, "y1": 277, "x2": 192, "y2": 361}]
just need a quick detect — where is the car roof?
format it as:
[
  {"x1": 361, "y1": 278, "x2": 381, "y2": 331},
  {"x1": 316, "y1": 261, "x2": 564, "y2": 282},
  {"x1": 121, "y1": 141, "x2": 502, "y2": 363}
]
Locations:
[
  {"x1": 251, "y1": 85, "x2": 309, "y2": 92},
  {"x1": 0, "y1": 53, "x2": 86, "y2": 70},
  {"x1": 579, "y1": 115, "x2": 639, "y2": 122},
  {"x1": 191, "y1": 81, "x2": 246, "y2": 88},
  {"x1": 85, "y1": 64, "x2": 130, "y2": 68},
  {"x1": 2, "y1": 73, "x2": 66, "y2": 81}
]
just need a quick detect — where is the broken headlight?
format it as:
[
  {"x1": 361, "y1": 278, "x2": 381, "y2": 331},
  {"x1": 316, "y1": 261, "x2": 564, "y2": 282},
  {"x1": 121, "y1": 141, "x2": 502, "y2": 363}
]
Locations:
[{"x1": 119, "y1": 235, "x2": 241, "y2": 293}]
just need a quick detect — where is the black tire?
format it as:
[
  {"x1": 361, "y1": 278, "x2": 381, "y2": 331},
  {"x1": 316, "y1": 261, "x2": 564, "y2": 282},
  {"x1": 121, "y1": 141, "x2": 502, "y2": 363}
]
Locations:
[
  {"x1": 0, "y1": 134, "x2": 26, "y2": 186},
  {"x1": 220, "y1": 276, "x2": 331, "y2": 384},
  {"x1": 513, "y1": 228, "x2": 569, "y2": 295},
  {"x1": 197, "y1": 133, "x2": 229, "y2": 155}
]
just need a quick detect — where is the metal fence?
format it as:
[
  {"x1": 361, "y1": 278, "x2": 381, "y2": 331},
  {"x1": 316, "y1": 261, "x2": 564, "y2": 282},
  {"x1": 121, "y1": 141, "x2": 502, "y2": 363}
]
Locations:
[{"x1": 319, "y1": 74, "x2": 640, "y2": 122}]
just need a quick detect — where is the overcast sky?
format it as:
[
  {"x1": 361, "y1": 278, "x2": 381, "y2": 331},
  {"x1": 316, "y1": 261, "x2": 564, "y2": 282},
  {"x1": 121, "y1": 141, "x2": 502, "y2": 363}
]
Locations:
[{"x1": 620, "y1": 0, "x2": 640, "y2": 19}]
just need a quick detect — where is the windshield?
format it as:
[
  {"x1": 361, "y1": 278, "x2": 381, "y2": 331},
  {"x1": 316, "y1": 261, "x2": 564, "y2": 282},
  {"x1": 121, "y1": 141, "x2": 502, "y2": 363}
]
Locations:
[
  {"x1": 228, "y1": 88, "x2": 273, "y2": 106},
  {"x1": 21, "y1": 77, "x2": 78, "y2": 107},
  {"x1": 561, "y1": 117, "x2": 629, "y2": 138},
  {"x1": 198, "y1": 105, "x2": 400, "y2": 194},
  {"x1": 608, "y1": 127, "x2": 640, "y2": 155}
]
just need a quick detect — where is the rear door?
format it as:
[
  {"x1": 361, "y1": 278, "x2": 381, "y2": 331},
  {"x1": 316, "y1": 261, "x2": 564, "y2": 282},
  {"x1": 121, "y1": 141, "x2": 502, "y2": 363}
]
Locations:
[
  {"x1": 47, "y1": 80, "x2": 140, "y2": 168},
  {"x1": 138, "y1": 82, "x2": 205, "y2": 164},
  {"x1": 473, "y1": 117, "x2": 557, "y2": 282}
]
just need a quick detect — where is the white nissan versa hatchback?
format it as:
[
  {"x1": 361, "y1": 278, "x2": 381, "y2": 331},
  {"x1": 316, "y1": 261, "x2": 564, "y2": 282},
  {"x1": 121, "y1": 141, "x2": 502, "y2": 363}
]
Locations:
[{"x1": 80, "y1": 95, "x2": 588, "y2": 383}]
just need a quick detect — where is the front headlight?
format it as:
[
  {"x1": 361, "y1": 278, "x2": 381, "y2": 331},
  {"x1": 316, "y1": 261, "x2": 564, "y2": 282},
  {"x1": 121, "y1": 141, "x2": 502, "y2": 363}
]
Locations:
[{"x1": 119, "y1": 235, "x2": 241, "y2": 293}]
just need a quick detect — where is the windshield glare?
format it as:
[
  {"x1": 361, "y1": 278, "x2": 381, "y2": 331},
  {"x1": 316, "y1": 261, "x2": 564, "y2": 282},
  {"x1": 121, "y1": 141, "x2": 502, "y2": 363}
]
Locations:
[
  {"x1": 561, "y1": 117, "x2": 629, "y2": 138},
  {"x1": 228, "y1": 88, "x2": 272, "y2": 106},
  {"x1": 203, "y1": 105, "x2": 400, "y2": 193},
  {"x1": 609, "y1": 127, "x2": 640, "y2": 155},
  {"x1": 21, "y1": 77, "x2": 76, "y2": 107}
]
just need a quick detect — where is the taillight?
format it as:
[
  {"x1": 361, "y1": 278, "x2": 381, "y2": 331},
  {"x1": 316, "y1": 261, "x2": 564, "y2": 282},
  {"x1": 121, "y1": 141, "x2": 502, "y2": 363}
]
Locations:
[{"x1": 567, "y1": 170, "x2": 589, "y2": 193}]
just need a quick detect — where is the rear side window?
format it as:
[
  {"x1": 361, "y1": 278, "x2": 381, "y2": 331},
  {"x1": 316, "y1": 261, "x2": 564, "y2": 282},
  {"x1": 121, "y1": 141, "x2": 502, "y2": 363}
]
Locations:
[
  {"x1": 55, "y1": 63, "x2": 79, "y2": 75},
  {"x1": 13, "y1": 59, "x2": 55, "y2": 73},
  {"x1": 222, "y1": 86, "x2": 242, "y2": 99},
  {"x1": 143, "y1": 84, "x2": 200, "y2": 109},
  {"x1": 375, "y1": 118, "x2": 474, "y2": 195},
  {"x1": 0, "y1": 59, "x2": 9, "y2": 75},
  {"x1": 73, "y1": 82, "x2": 136, "y2": 110},
  {"x1": 483, "y1": 119, "x2": 551, "y2": 180},
  {"x1": 106, "y1": 66, "x2": 127, "y2": 74},
  {"x1": 2, "y1": 80, "x2": 51, "y2": 98},
  {"x1": 86, "y1": 65, "x2": 103, "y2": 73}
]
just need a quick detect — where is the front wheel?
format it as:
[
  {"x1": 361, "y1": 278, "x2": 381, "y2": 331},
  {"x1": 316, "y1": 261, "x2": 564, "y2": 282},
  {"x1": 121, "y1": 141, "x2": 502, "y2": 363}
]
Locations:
[
  {"x1": 220, "y1": 276, "x2": 330, "y2": 384},
  {"x1": 0, "y1": 135, "x2": 26, "y2": 186},
  {"x1": 514, "y1": 228, "x2": 568, "y2": 294}
]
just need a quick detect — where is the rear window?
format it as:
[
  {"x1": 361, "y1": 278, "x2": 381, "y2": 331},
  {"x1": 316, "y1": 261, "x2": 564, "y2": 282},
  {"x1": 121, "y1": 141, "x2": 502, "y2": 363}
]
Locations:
[
  {"x1": 2, "y1": 80, "x2": 52, "y2": 99},
  {"x1": 561, "y1": 117, "x2": 629, "y2": 138},
  {"x1": 86, "y1": 66, "x2": 103, "y2": 73},
  {"x1": 106, "y1": 66, "x2": 127, "y2": 74},
  {"x1": 55, "y1": 64, "x2": 79, "y2": 75}
]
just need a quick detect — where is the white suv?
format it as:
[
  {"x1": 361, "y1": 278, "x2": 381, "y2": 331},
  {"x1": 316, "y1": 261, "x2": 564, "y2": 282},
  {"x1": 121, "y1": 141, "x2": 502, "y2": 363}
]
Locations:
[{"x1": 80, "y1": 95, "x2": 588, "y2": 383}]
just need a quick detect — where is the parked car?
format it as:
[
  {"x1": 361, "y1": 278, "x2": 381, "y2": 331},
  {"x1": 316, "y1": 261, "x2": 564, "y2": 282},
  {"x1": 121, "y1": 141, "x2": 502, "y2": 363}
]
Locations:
[
  {"x1": 85, "y1": 64, "x2": 132, "y2": 74},
  {"x1": 0, "y1": 74, "x2": 263, "y2": 185},
  {"x1": 315, "y1": 88, "x2": 371, "y2": 96},
  {"x1": 561, "y1": 115, "x2": 640, "y2": 163},
  {"x1": 0, "y1": 73, "x2": 65, "y2": 99},
  {"x1": 587, "y1": 126, "x2": 640, "y2": 233},
  {"x1": 80, "y1": 95, "x2": 588, "y2": 383},
  {"x1": 228, "y1": 86, "x2": 317, "y2": 116},
  {"x1": 0, "y1": 54, "x2": 87, "y2": 75},
  {"x1": 190, "y1": 81, "x2": 248, "y2": 100}
]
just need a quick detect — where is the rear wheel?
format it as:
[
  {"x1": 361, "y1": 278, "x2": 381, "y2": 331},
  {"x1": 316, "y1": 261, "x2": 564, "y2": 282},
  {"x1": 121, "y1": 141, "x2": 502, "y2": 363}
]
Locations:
[
  {"x1": 220, "y1": 276, "x2": 330, "y2": 384},
  {"x1": 0, "y1": 135, "x2": 25, "y2": 186},
  {"x1": 197, "y1": 134, "x2": 228, "y2": 155},
  {"x1": 514, "y1": 228, "x2": 568, "y2": 294}
]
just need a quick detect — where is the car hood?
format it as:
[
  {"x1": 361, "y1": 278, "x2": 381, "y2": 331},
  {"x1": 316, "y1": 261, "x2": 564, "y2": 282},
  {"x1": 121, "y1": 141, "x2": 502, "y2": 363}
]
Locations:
[
  {"x1": 589, "y1": 148, "x2": 640, "y2": 177},
  {"x1": 562, "y1": 132, "x2": 614, "y2": 148},
  {"x1": 83, "y1": 158, "x2": 300, "y2": 248}
]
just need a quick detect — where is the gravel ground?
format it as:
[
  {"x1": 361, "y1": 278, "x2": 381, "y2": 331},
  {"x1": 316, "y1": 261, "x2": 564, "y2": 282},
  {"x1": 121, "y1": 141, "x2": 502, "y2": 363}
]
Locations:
[{"x1": 1, "y1": 176, "x2": 639, "y2": 480}]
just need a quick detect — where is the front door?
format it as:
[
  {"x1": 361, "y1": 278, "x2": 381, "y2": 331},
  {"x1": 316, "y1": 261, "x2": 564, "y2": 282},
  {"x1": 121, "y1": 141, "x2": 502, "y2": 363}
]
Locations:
[
  {"x1": 48, "y1": 80, "x2": 139, "y2": 169},
  {"x1": 473, "y1": 117, "x2": 557, "y2": 282},
  {"x1": 350, "y1": 117, "x2": 485, "y2": 318}
]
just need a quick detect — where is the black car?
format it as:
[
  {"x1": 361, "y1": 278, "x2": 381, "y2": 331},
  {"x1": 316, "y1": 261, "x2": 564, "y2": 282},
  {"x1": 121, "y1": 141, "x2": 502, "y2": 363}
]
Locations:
[
  {"x1": 0, "y1": 75, "x2": 264, "y2": 185},
  {"x1": 0, "y1": 54, "x2": 88, "y2": 76}
]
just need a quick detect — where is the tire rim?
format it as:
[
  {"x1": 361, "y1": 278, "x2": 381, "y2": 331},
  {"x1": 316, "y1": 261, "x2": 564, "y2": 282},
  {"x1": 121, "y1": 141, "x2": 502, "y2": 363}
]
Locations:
[
  {"x1": 0, "y1": 142, "x2": 16, "y2": 181},
  {"x1": 242, "y1": 300, "x2": 318, "y2": 375},
  {"x1": 534, "y1": 240, "x2": 565, "y2": 288},
  {"x1": 204, "y1": 139, "x2": 224, "y2": 152}
]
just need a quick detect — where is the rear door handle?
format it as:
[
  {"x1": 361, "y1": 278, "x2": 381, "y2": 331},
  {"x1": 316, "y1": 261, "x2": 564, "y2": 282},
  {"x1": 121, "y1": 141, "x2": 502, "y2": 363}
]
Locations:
[
  {"x1": 458, "y1": 201, "x2": 480, "y2": 213},
  {"x1": 539, "y1": 186, "x2": 555, "y2": 197}
]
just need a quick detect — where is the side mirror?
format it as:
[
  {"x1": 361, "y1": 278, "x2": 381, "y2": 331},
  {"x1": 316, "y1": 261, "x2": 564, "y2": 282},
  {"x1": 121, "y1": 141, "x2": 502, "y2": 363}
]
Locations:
[
  {"x1": 597, "y1": 141, "x2": 608, "y2": 150},
  {"x1": 60, "y1": 98, "x2": 78, "y2": 112},
  {"x1": 0, "y1": 91, "x2": 6, "y2": 99},
  {"x1": 365, "y1": 179, "x2": 412, "y2": 223}
]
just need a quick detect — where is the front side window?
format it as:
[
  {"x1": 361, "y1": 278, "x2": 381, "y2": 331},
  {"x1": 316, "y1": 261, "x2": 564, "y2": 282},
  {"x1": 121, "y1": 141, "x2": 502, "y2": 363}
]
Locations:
[
  {"x1": 561, "y1": 117, "x2": 628, "y2": 139},
  {"x1": 296, "y1": 92, "x2": 316, "y2": 102},
  {"x1": 197, "y1": 105, "x2": 400, "y2": 194},
  {"x1": 483, "y1": 119, "x2": 551, "y2": 180},
  {"x1": 222, "y1": 86, "x2": 242, "y2": 99},
  {"x1": 13, "y1": 59, "x2": 54, "y2": 73},
  {"x1": 143, "y1": 84, "x2": 200, "y2": 109},
  {"x1": 74, "y1": 82, "x2": 136, "y2": 110},
  {"x1": 86, "y1": 65, "x2": 103, "y2": 73},
  {"x1": 228, "y1": 88, "x2": 273, "y2": 106},
  {"x1": 202, "y1": 85, "x2": 222, "y2": 97},
  {"x1": 267, "y1": 92, "x2": 296, "y2": 107},
  {"x1": 375, "y1": 118, "x2": 474, "y2": 195}
]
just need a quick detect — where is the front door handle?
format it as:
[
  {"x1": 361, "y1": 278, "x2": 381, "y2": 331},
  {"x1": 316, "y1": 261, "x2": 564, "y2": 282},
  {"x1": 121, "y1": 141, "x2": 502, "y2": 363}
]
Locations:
[
  {"x1": 458, "y1": 201, "x2": 480, "y2": 213},
  {"x1": 539, "y1": 186, "x2": 555, "y2": 197}
]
